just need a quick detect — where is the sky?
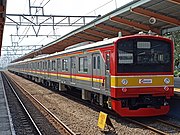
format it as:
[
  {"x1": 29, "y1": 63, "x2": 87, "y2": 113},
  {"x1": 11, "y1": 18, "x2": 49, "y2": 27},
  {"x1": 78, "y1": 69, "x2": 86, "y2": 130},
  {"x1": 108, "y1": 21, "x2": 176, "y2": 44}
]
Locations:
[{"x1": 1, "y1": 0, "x2": 132, "y2": 67}]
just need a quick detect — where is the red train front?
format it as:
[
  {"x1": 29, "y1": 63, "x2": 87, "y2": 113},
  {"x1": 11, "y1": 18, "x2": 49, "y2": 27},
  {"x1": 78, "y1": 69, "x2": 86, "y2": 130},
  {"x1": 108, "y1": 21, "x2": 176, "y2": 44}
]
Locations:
[{"x1": 109, "y1": 35, "x2": 174, "y2": 117}]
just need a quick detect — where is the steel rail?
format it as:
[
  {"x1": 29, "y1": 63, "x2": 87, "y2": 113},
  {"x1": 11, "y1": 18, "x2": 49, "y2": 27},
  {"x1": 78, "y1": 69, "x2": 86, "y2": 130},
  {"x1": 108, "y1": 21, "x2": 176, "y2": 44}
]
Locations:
[
  {"x1": 125, "y1": 118, "x2": 168, "y2": 135},
  {"x1": 57, "y1": 89, "x2": 171, "y2": 135},
  {"x1": 2, "y1": 73, "x2": 43, "y2": 135},
  {"x1": 157, "y1": 119, "x2": 180, "y2": 130},
  {"x1": 5, "y1": 72, "x2": 179, "y2": 135},
  {"x1": 50, "y1": 88, "x2": 172, "y2": 135},
  {"x1": 63, "y1": 89, "x2": 180, "y2": 134},
  {"x1": 6, "y1": 73, "x2": 78, "y2": 135}
]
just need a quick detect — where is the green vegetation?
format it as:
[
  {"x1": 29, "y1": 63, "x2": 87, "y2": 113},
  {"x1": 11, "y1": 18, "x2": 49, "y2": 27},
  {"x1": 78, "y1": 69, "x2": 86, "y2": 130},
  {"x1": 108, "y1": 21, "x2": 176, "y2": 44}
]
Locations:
[
  {"x1": 174, "y1": 70, "x2": 180, "y2": 77},
  {"x1": 171, "y1": 31, "x2": 180, "y2": 77}
]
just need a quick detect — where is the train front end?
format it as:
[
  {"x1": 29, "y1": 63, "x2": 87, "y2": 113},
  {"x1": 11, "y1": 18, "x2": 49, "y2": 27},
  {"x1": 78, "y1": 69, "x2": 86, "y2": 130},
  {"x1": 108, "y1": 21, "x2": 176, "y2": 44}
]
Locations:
[{"x1": 111, "y1": 35, "x2": 174, "y2": 117}]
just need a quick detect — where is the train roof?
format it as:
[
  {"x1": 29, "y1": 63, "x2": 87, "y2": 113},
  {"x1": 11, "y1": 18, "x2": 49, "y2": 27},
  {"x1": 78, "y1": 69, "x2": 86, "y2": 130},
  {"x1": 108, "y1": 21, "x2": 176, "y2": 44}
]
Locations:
[
  {"x1": 10, "y1": 37, "x2": 119, "y2": 65},
  {"x1": 9, "y1": 34, "x2": 171, "y2": 65}
]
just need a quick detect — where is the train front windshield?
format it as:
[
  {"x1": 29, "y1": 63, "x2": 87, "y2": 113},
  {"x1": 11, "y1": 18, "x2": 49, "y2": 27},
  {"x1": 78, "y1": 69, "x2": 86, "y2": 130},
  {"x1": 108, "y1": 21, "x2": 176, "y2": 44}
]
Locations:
[{"x1": 117, "y1": 38, "x2": 172, "y2": 73}]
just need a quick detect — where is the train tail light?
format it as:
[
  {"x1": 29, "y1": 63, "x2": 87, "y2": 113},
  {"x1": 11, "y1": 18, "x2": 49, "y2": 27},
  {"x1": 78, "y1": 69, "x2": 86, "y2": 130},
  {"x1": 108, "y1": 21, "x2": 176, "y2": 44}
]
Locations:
[
  {"x1": 164, "y1": 86, "x2": 169, "y2": 91},
  {"x1": 122, "y1": 88, "x2": 127, "y2": 92}
]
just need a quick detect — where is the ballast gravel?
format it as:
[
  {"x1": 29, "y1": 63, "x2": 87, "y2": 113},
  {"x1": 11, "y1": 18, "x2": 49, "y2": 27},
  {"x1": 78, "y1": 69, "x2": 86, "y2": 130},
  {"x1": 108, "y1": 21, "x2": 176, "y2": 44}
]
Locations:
[{"x1": 6, "y1": 71, "x2": 157, "y2": 135}]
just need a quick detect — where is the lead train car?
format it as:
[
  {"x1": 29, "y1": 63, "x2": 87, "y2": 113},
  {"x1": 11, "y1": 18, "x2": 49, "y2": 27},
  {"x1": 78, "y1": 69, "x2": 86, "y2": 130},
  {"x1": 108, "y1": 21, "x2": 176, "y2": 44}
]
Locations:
[{"x1": 8, "y1": 34, "x2": 174, "y2": 117}]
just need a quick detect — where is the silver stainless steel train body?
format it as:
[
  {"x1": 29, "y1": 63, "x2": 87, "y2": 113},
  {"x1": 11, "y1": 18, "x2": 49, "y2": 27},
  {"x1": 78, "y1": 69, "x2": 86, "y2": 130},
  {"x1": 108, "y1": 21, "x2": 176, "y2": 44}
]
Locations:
[{"x1": 8, "y1": 37, "x2": 119, "y2": 106}]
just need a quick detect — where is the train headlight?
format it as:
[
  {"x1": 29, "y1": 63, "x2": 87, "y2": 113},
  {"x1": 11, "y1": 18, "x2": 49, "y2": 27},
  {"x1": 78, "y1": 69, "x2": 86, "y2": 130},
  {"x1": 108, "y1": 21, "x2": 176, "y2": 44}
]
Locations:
[
  {"x1": 121, "y1": 79, "x2": 128, "y2": 85},
  {"x1": 164, "y1": 78, "x2": 170, "y2": 84}
]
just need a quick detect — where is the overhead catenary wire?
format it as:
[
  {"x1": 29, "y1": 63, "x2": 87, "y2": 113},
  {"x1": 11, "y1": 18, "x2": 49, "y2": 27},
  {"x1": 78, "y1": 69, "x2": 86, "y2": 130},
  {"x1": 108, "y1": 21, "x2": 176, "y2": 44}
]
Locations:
[{"x1": 17, "y1": 0, "x2": 50, "y2": 44}]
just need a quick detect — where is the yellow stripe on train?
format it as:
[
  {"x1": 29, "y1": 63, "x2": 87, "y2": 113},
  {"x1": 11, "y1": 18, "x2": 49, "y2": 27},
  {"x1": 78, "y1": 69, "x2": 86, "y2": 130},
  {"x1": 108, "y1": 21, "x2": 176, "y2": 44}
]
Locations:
[
  {"x1": 23, "y1": 70, "x2": 103, "y2": 83},
  {"x1": 111, "y1": 75, "x2": 174, "y2": 88}
]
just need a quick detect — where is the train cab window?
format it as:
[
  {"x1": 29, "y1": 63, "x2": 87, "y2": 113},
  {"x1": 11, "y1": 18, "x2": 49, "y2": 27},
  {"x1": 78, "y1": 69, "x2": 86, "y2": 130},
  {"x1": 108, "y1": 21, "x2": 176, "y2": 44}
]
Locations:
[
  {"x1": 79, "y1": 57, "x2": 88, "y2": 73},
  {"x1": 117, "y1": 38, "x2": 172, "y2": 73},
  {"x1": 62, "y1": 59, "x2": 68, "y2": 71},
  {"x1": 118, "y1": 40, "x2": 133, "y2": 64}
]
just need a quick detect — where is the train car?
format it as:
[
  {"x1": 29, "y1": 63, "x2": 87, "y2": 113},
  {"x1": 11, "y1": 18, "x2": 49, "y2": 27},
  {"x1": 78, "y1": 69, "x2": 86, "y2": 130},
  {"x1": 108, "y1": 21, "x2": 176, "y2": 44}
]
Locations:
[{"x1": 8, "y1": 33, "x2": 174, "y2": 117}]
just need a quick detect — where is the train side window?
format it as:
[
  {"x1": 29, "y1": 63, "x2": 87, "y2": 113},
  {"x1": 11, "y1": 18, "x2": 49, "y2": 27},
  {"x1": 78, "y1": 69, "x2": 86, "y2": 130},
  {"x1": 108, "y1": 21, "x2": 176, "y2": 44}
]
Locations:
[
  {"x1": 38, "y1": 62, "x2": 40, "y2": 69},
  {"x1": 84, "y1": 57, "x2": 88, "y2": 72},
  {"x1": 34, "y1": 62, "x2": 36, "y2": 69},
  {"x1": 37, "y1": 62, "x2": 38, "y2": 69},
  {"x1": 93, "y1": 56, "x2": 96, "y2": 69},
  {"x1": 97, "y1": 56, "x2": 100, "y2": 69},
  {"x1": 51, "y1": 61, "x2": 53, "y2": 70},
  {"x1": 79, "y1": 57, "x2": 88, "y2": 73},
  {"x1": 48, "y1": 60, "x2": 50, "y2": 70},
  {"x1": 54, "y1": 60, "x2": 56, "y2": 70},
  {"x1": 57, "y1": 59, "x2": 61, "y2": 69},
  {"x1": 40, "y1": 61, "x2": 42, "y2": 69},
  {"x1": 44, "y1": 61, "x2": 46, "y2": 70},
  {"x1": 44, "y1": 61, "x2": 47, "y2": 70},
  {"x1": 52, "y1": 60, "x2": 56, "y2": 71},
  {"x1": 62, "y1": 59, "x2": 68, "y2": 71},
  {"x1": 106, "y1": 53, "x2": 110, "y2": 71},
  {"x1": 43, "y1": 61, "x2": 44, "y2": 70},
  {"x1": 37, "y1": 62, "x2": 39, "y2": 70}
]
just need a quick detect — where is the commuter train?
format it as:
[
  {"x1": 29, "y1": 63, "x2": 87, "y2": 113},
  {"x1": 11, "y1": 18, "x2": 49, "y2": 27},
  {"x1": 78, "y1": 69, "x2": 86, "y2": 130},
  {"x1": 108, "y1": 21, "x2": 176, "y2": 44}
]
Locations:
[{"x1": 8, "y1": 33, "x2": 174, "y2": 117}]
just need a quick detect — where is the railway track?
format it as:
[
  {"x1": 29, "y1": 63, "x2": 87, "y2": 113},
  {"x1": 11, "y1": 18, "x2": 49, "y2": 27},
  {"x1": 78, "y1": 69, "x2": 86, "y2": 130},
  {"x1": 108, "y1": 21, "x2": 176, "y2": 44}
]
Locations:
[
  {"x1": 125, "y1": 117, "x2": 180, "y2": 135},
  {"x1": 2, "y1": 72, "x2": 42, "y2": 135},
  {"x1": 5, "y1": 71, "x2": 180, "y2": 134},
  {"x1": 61, "y1": 89, "x2": 180, "y2": 135},
  {"x1": 3, "y1": 72, "x2": 77, "y2": 135}
]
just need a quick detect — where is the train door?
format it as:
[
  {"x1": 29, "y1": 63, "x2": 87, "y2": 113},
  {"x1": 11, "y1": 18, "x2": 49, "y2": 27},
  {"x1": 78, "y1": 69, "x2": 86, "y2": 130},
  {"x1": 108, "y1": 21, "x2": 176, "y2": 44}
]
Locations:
[
  {"x1": 92, "y1": 53, "x2": 102, "y2": 89},
  {"x1": 70, "y1": 56, "x2": 76, "y2": 84},
  {"x1": 105, "y1": 51, "x2": 111, "y2": 91}
]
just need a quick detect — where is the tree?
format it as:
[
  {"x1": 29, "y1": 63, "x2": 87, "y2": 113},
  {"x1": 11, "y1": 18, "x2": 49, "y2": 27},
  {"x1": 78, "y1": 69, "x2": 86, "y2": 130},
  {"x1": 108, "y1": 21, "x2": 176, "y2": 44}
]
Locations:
[{"x1": 171, "y1": 31, "x2": 180, "y2": 68}]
